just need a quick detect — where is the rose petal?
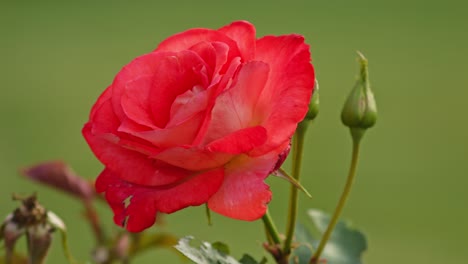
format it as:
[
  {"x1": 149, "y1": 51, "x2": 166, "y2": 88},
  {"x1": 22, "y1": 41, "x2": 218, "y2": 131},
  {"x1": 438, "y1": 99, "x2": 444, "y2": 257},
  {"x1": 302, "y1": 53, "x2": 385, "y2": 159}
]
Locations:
[
  {"x1": 121, "y1": 76, "x2": 157, "y2": 128},
  {"x1": 207, "y1": 143, "x2": 289, "y2": 220},
  {"x1": 147, "y1": 50, "x2": 208, "y2": 128},
  {"x1": 155, "y1": 27, "x2": 241, "y2": 63},
  {"x1": 218, "y1": 20, "x2": 256, "y2": 61},
  {"x1": 119, "y1": 112, "x2": 204, "y2": 148},
  {"x1": 206, "y1": 126, "x2": 267, "y2": 154},
  {"x1": 209, "y1": 42, "x2": 230, "y2": 78},
  {"x1": 96, "y1": 167, "x2": 224, "y2": 232},
  {"x1": 169, "y1": 85, "x2": 209, "y2": 127},
  {"x1": 111, "y1": 52, "x2": 173, "y2": 120},
  {"x1": 188, "y1": 41, "x2": 217, "y2": 77},
  {"x1": 192, "y1": 57, "x2": 243, "y2": 145},
  {"x1": 202, "y1": 61, "x2": 270, "y2": 144},
  {"x1": 83, "y1": 99, "x2": 189, "y2": 187},
  {"x1": 250, "y1": 35, "x2": 315, "y2": 155},
  {"x1": 90, "y1": 86, "x2": 112, "y2": 119},
  {"x1": 153, "y1": 146, "x2": 233, "y2": 171}
]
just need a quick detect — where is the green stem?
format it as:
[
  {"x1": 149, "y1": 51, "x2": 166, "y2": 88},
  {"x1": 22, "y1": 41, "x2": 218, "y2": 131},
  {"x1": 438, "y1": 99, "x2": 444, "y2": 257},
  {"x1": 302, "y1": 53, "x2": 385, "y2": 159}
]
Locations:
[
  {"x1": 262, "y1": 210, "x2": 281, "y2": 245},
  {"x1": 283, "y1": 121, "x2": 308, "y2": 254},
  {"x1": 311, "y1": 134, "x2": 362, "y2": 263},
  {"x1": 264, "y1": 225, "x2": 274, "y2": 245}
]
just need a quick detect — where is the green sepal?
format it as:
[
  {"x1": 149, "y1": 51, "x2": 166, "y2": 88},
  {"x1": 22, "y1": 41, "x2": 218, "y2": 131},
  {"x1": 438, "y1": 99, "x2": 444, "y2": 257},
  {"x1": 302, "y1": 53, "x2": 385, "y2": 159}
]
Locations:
[{"x1": 273, "y1": 168, "x2": 312, "y2": 199}]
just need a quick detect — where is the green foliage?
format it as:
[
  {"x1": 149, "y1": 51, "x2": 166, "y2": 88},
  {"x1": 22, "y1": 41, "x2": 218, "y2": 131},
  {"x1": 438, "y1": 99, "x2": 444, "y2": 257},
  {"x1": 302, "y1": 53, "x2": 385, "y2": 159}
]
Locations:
[
  {"x1": 290, "y1": 223, "x2": 314, "y2": 264},
  {"x1": 239, "y1": 254, "x2": 267, "y2": 264},
  {"x1": 174, "y1": 209, "x2": 366, "y2": 264},
  {"x1": 175, "y1": 237, "x2": 264, "y2": 264},
  {"x1": 308, "y1": 209, "x2": 367, "y2": 264},
  {"x1": 211, "y1": 242, "x2": 231, "y2": 255},
  {"x1": 291, "y1": 209, "x2": 367, "y2": 264}
]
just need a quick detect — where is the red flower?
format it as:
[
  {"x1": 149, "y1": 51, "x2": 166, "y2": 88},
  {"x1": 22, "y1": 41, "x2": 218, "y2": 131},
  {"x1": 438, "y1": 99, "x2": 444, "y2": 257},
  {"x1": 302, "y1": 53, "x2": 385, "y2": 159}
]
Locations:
[{"x1": 83, "y1": 21, "x2": 315, "y2": 232}]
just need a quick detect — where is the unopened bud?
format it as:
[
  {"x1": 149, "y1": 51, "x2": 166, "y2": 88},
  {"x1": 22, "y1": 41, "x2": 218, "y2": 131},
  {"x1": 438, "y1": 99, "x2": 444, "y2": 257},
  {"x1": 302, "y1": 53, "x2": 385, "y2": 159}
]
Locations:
[
  {"x1": 1, "y1": 213, "x2": 26, "y2": 263},
  {"x1": 341, "y1": 52, "x2": 377, "y2": 131},
  {"x1": 1, "y1": 195, "x2": 74, "y2": 264},
  {"x1": 26, "y1": 223, "x2": 54, "y2": 264},
  {"x1": 21, "y1": 161, "x2": 95, "y2": 200},
  {"x1": 305, "y1": 79, "x2": 320, "y2": 121}
]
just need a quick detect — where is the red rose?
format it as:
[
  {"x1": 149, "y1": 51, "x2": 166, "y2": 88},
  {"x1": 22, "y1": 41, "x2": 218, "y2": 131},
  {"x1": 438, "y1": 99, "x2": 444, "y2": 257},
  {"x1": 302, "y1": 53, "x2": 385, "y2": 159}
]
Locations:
[{"x1": 83, "y1": 21, "x2": 314, "y2": 232}]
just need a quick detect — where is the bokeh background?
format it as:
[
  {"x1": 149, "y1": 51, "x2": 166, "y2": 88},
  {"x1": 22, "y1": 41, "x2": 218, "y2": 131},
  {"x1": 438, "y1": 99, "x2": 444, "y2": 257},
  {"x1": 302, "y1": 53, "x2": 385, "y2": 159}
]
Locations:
[{"x1": 1, "y1": 0, "x2": 467, "y2": 263}]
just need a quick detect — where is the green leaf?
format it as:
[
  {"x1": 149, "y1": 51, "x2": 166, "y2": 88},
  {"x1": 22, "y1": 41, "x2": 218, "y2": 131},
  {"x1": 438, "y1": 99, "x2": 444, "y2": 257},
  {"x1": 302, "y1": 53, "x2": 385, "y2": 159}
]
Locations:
[
  {"x1": 175, "y1": 237, "x2": 265, "y2": 264},
  {"x1": 175, "y1": 236, "x2": 241, "y2": 264},
  {"x1": 289, "y1": 223, "x2": 314, "y2": 264},
  {"x1": 307, "y1": 209, "x2": 367, "y2": 264},
  {"x1": 239, "y1": 254, "x2": 266, "y2": 264},
  {"x1": 239, "y1": 254, "x2": 258, "y2": 264},
  {"x1": 211, "y1": 241, "x2": 230, "y2": 255}
]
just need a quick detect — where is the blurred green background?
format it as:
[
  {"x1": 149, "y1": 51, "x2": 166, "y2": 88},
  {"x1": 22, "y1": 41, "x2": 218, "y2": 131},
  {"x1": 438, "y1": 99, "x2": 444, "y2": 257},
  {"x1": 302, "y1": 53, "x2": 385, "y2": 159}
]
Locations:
[{"x1": 1, "y1": 0, "x2": 467, "y2": 263}]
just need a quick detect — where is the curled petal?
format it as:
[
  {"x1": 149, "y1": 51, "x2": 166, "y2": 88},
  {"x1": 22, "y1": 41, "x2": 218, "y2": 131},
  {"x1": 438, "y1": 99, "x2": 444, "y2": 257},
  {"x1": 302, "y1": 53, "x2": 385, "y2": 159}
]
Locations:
[
  {"x1": 188, "y1": 41, "x2": 230, "y2": 79},
  {"x1": 120, "y1": 76, "x2": 157, "y2": 129},
  {"x1": 147, "y1": 50, "x2": 208, "y2": 128},
  {"x1": 191, "y1": 57, "x2": 242, "y2": 145},
  {"x1": 155, "y1": 28, "x2": 241, "y2": 64},
  {"x1": 154, "y1": 146, "x2": 233, "y2": 171},
  {"x1": 218, "y1": 20, "x2": 256, "y2": 61},
  {"x1": 89, "y1": 86, "x2": 112, "y2": 120},
  {"x1": 83, "y1": 99, "x2": 187, "y2": 187},
  {"x1": 119, "y1": 112, "x2": 205, "y2": 148},
  {"x1": 206, "y1": 126, "x2": 267, "y2": 154},
  {"x1": 202, "y1": 61, "x2": 270, "y2": 144},
  {"x1": 110, "y1": 52, "x2": 174, "y2": 120},
  {"x1": 250, "y1": 35, "x2": 315, "y2": 155},
  {"x1": 207, "y1": 142, "x2": 289, "y2": 220},
  {"x1": 96, "y1": 168, "x2": 224, "y2": 232}
]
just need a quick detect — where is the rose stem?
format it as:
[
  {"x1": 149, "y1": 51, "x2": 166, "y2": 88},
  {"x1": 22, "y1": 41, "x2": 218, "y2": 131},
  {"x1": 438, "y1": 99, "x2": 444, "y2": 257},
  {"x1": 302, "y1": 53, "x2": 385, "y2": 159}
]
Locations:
[
  {"x1": 83, "y1": 199, "x2": 106, "y2": 244},
  {"x1": 262, "y1": 210, "x2": 281, "y2": 245},
  {"x1": 283, "y1": 121, "x2": 308, "y2": 255},
  {"x1": 311, "y1": 133, "x2": 362, "y2": 263}
]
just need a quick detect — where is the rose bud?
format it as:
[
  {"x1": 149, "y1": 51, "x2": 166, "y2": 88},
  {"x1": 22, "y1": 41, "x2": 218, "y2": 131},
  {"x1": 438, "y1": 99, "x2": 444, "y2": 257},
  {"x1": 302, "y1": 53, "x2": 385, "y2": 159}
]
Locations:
[
  {"x1": 83, "y1": 20, "x2": 315, "y2": 232},
  {"x1": 21, "y1": 160, "x2": 94, "y2": 200},
  {"x1": 341, "y1": 52, "x2": 377, "y2": 131},
  {"x1": 305, "y1": 79, "x2": 320, "y2": 121}
]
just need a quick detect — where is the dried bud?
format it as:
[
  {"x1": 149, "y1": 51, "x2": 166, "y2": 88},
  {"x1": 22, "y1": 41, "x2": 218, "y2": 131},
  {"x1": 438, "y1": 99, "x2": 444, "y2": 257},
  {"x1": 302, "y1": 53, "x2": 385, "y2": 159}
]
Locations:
[
  {"x1": 1, "y1": 213, "x2": 26, "y2": 263},
  {"x1": 1, "y1": 195, "x2": 76, "y2": 264},
  {"x1": 341, "y1": 52, "x2": 377, "y2": 132},
  {"x1": 21, "y1": 161, "x2": 94, "y2": 200},
  {"x1": 26, "y1": 223, "x2": 54, "y2": 264},
  {"x1": 2, "y1": 195, "x2": 51, "y2": 263}
]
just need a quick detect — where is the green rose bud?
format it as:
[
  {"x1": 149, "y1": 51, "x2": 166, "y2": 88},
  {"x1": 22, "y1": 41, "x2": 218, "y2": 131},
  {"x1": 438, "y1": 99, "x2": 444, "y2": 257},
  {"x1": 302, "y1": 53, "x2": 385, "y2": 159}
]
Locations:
[
  {"x1": 306, "y1": 79, "x2": 320, "y2": 121},
  {"x1": 341, "y1": 52, "x2": 377, "y2": 131}
]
